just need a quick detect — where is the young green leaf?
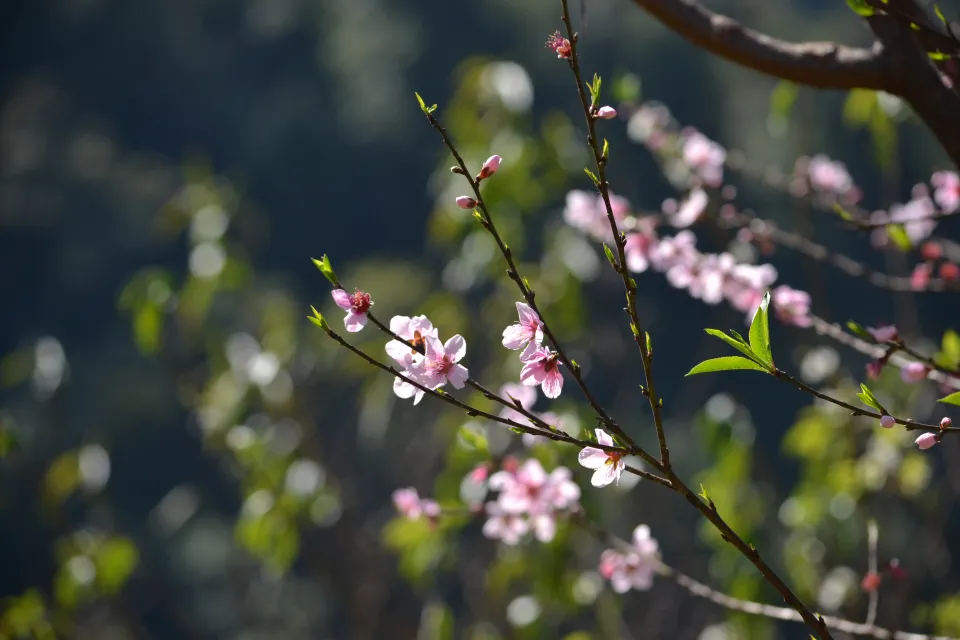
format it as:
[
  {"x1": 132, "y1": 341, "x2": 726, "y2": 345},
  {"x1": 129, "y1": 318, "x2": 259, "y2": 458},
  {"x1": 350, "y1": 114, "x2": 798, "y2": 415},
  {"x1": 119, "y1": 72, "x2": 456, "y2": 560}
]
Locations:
[
  {"x1": 311, "y1": 255, "x2": 339, "y2": 286},
  {"x1": 584, "y1": 168, "x2": 600, "y2": 186},
  {"x1": 602, "y1": 243, "x2": 618, "y2": 270},
  {"x1": 415, "y1": 92, "x2": 428, "y2": 114},
  {"x1": 748, "y1": 291, "x2": 774, "y2": 367},
  {"x1": 602, "y1": 138, "x2": 609, "y2": 160},
  {"x1": 886, "y1": 224, "x2": 913, "y2": 252},
  {"x1": 685, "y1": 356, "x2": 771, "y2": 376},
  {"x1": 308, "y1": 306, "x2": 330, "y2": 331},
  {"x1": 846, "y1": 0, "x2": 875, "y2": 16},
  {"x1": 832, "y1": 203, "x2": 855, "y2": 222},
  {"x1": 937, "y1": 391, "x2": 960, "y2": 406},
  {"x1": 935, "y1": 4, "x2": 948, "y2": 24},
  {"x1": 704, "y1": 328, "x2": 766, "y2": 365},
  {"x1": 856, "y1": 383, "x2": 886, "y2": 413},
  {"x1": 846, "y1": 321, "x2": 874, "y2": 341}
]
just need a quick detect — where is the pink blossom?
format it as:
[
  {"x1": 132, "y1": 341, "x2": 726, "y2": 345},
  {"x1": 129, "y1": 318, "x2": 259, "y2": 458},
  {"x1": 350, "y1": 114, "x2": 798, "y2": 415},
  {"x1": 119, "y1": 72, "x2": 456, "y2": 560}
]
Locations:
[
  {"x1": 596, "y1": 106, "x2": 617, "y2": 120},
  {"x1": 624, "y1": 229, "x2": 658, "y2": 273},
  {"x1": 484, "y1": 460, "x2": 581, "y2": 544},
  {"x1": 889, "y1": 197, "x2": 937, "y2": 243},
  {"x1": 385, "y1": 315, "x2": 438, "y2": 367},
  {"x1": 478, "y1": 155, "x2": 502, "y2": 180},
  {"x1": 915, "y1": 432, "x2": 938, "y2": 450},
  {"x1": 649, "y1": 230, "x2": 698, "y2": 272},
  {"x1": 482, "y1": 502, "x2": 530, "y2": 545},
  {"x1": 880, "y1": 414, "x2": 895, "y2": 429},
  {"x1": 393, "y1": 488, "x2": 438, "y2": 520},
  {"x1": 932, "y1": 171, "x2": 960, "y2": 213},
  {"x1": 771, "y1": 285, "x2": 812, "y2": 328},
  {"x1": 867, "y1": 325, "x2": 898, "y2": 343},
  {"x1": 393, "y1": 374, "x2": 426, "y2": 405},
  {"x1": 669, "y1": 188, "x2": 708, "y2": 228},
  {"x1": 900, "y1": 361, "x2": 928, "y2": 383},
  {"x1": 598, "y1": 525, "x2": 660, "y2": 593},
  {"x1": 545, "y1": 31, "x2": 572, "y2": 59},
  {"x1": 911, "y1": 263, "x2": 933, "y2": 291},
  {"x1": 681, "y1": 131, "x2": 726, "y2": 187},
  {"x1": 577, "y1": 429, "x2": 625, "y2": 487},
  {"x1": 331, "y1": 288, "x2": 373, "y2": 332},
  {"x1": 420, "y1": 335, "x2": 469, "y2": 389},
  {"x1": 502, "y1": 302, "x2": 544, "y2": 357},
  {"x1": 807, "y1": 155, "x2": 854, "y2": 197},
  {"x1": 562, "y1": 190, "x2": 630, "y2": 241},
  {"x1": 456, "y1": 196, "x2": 478, "y2": 209},
  {"x1": 519, "y1": 346, "x2": 564, "y2": 399},
  {"x1": 469, "y1": 464, "x2": 489, "y2": 484}
]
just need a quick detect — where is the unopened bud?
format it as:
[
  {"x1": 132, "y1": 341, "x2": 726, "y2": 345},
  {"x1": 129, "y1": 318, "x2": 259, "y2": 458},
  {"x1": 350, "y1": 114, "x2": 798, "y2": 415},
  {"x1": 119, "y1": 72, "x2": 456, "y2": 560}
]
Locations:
[
  {"x1": 880, "y1": 414, "x2": 895, "y2": 429},
  {"x1": 477, "y1": 154, "x2": 501, "y2": 180},
  {"x1": 915, "y1": 432, "x2": 938, "y2": 450},
  {"x1": 941, "y1": 416, "x2": 953, "y2": 430},
  {"x1": 456, "y1": 196, "x2": 478, "y2": 210},
  {"x1": 451, "y1": 166, "x2": 466, "y2": 175},
  {"x1": 596, "y1": 105, "x2": 617, "y2": 120}
]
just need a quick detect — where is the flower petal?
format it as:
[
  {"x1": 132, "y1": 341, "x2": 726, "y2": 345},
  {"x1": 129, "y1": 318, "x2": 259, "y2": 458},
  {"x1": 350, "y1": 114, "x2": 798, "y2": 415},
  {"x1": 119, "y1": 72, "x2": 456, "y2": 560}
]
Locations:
[
  {"x1": 331, "y1": 288, "x2": 353, "y2": 310},
  {"x1": 344, "y1": 311, "x2": 367, "y2": 332},
  {"x1": 520, "y1": 361, "x2": 544, "y2": 386},
  {"x1": 502, "y1": 324, "x2": 529, "y2": 350},
  {"x1": 444, "y1": 334, "x2": 467, "y2": 362},
  {"x1": 591, "y1": 465, "x2": 616, "y2": 487},
  {"x1": 447, "y1": 364, "x2": 469, "y2": 389},
  {"x1": 595, "y1": 429, "x2": 614, "y2": 447},
  {"x1": 578, "y1": 447, "x2": 607, "y2": 469},
  {"x1": 389, "y1": 315, "x2": 411, "y2": 337},
  {"x1": 542, "y1": 370, "x2": 563, "y2": 398}
]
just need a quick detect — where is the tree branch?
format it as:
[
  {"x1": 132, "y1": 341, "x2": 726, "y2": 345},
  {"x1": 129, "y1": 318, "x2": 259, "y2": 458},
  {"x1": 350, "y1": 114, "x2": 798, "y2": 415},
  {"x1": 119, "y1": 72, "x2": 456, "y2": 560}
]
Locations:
[{"x1": 627, "y1": 0, "x2": 888, "y2": 90}]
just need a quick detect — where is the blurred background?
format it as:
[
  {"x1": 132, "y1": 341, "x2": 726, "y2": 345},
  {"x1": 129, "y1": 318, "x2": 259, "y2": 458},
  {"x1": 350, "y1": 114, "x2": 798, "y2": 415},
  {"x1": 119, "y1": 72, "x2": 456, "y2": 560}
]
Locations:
[{"x1": 3, "y1": 0, "x2": 960, "y2": 638}]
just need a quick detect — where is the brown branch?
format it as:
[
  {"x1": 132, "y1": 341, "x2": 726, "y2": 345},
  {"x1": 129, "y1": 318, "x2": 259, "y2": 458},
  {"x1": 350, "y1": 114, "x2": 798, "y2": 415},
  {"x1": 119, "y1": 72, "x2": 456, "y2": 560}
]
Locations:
[{"x1": 627, "y1": 0, "x2": 888, "y2": 90}]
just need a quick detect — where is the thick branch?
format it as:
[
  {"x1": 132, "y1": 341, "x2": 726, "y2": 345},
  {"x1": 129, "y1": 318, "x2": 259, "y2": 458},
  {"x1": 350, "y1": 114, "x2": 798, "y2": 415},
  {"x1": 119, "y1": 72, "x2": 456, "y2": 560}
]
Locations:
[{"x1": 628, "y1": 0, "x2": 888, "y2": 90}]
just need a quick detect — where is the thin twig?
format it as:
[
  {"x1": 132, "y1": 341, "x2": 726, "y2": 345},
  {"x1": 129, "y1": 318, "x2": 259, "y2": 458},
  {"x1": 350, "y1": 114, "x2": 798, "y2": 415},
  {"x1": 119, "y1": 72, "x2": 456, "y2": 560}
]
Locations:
[
  {"x1": 559, "y1": 0, "x2": 671, "y2": 469},
  {"x1": 419, "y1": 110, "x2": 642, "y2": 455}
]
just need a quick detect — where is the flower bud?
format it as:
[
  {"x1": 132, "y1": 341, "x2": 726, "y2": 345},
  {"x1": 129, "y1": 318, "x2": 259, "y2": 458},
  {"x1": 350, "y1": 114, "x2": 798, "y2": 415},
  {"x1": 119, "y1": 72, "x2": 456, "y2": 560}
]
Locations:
[
  {"x1": 450, "y1": 166, "x2": 465, "y2": 175},
  {"x1": 941, "y1": 416, "x2": 953, "y2": 430},
  {"x1": 456, "y1": 196, "x2": 478, "y2": 210},
  {"x1": 915, "y1": 432, "x2": 938, "y2": 450},
  {"x1": 860, "y1": 571, "x2": 882, "y2": 592},
  {"x1": 900, "y1": 361, "x2": 928, "y2": 383},
  {"x1": 940, "y1": 262, "x2": 960, "y2": 281},
  {"x1": 478, "y1": 155, "x2": 501, "y2": 179},
  {"x1": 596, "y1": 106, "x2": 617, "y2": 120},
  {"x1": 880, "y1": 414, "x2": 895, "y2": 429}
]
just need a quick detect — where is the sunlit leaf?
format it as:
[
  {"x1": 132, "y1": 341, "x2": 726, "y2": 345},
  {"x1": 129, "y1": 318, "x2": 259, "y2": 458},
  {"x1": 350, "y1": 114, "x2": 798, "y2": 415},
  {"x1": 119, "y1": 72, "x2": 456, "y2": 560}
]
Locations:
[
  {"x1": 845, "y1": 0, "x2": 875, "y2": 15},
  {"x1": 748, "y1": 291, "x2": 774, "y2": 368},
  {"x1": 685, "y1": 356, "x2": 771, "y2": 376},
  {"x1": 886, "y1": 224, "x2": 912, "y2": 252},
  {"x1": 95, "y1": 537, "x2": 139, "y2": 594},
  {"x1": 938, "y1": 391, "x2": 960, "y2": 406}
]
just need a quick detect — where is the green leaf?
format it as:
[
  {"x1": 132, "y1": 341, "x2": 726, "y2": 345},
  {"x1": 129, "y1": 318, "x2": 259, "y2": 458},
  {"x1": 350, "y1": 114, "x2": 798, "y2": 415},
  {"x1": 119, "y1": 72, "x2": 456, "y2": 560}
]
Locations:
[
  {"x1": 685, "y1": 356, "x2": 772, "y2": 376},
  {"x1": 704, "y1": 328, "x2": 766, "y2": 365},
  {"x1": 941, "y1": 330, "x2": 960, "y2": 367},
  {"x1": 857, "y1": 383, "x2": 886, "y2": 413},
  {"x1": 748, "y1": 291, "x2": 774, "y2": 368},
  {"x1": 929, "y1": 50, "x2": 953, "y2": 61},
  {"x1": 846, "y1": 321, "x2": 874, "y2": 341},
  {"x1": 938, "y1": 391, "x2": 960, "y2": 406},
  {"x1": 415, "y1": 92, "x2": 428, "y2": 114},
  {"x1": 311, "y1": 255, "x2": 339, "y2": 286},
  {"x1": 886, "y1": 224, "x2": 912, "y2": 252},
  {"x1": 833, "y1": 203, "x2": 855, "y2": 222},
  {"x1": 601, "y1": 138, "x2": 609, "y2": 159},
  {"x1": 588, "y1": 73, "x2": 602, "y2": 107},
  {"x1": 95, "y1": 537, "x2": 139, "y2": 594},
  {"x1": 935, "y1": 4, "x2": 948, "y2": 24},
  {"x1": 308, "y1": 306, "x2": 329, "y2": 331},
  {"x1": 846, "y1": 0, "x2": 875, "y2": 15},
  {"x1": 602, "y1": 243, "x2": 617, "y2": 269},
  {"x1": 584, "y1": 168, "x2": 600, "y2": 186}
]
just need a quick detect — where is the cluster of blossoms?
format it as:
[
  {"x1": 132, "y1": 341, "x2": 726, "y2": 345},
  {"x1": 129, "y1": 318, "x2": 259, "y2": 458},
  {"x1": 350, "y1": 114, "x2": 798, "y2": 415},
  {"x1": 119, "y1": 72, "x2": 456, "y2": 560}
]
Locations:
[
  {"x1": 564, "y1": 193, "x2": 812, "y2": 326},
  {"x1": 502, "y1": 302, "x2": 564, "y2": 398},
  {"x1": 912, "y1": 239, "x2": 960, "y2": 288},
  {"x1": 598, "y1": 524, "x2": 661, "y2": 593},
  {"x1": 482, "y1": 458, "x2": 581, "y2": 544},
  {"x1": 392, "y1": 487, "x2": 440, "y2": 522},
  {"x1": 383, "y1": 314, "x2": 468, "y2": 405}
]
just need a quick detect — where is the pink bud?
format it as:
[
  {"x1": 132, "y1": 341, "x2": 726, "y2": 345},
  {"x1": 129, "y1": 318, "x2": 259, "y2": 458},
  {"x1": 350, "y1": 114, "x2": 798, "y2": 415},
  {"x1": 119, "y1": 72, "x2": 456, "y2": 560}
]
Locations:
[
  {"x1": 456, "y1": 196, "x2": 478, "y2": 210},
  {"x1": 478, "y1": 155, "x2": 501, "y2": 179},
  {"x1": 900, "y1": 361, "x2": 928, "y2": 383},
  {"x1": 861, "y1": 571, "x2": 882, "y2": 592},
  {"x1": 880, "y1": 414, "x2": 895, "y2": 429},
  {"x1": 915, "y1": 432, "x2": 938, "y2": 450},
  {"x1": 941, "y1": 416, "x2": 953, "y2": 429},
  {"x1": 867, "y1": 325, "x2": 898, "y2": 343},
  {"x1": 596, "y1": 106, "x2": 617, "y2": 120}
]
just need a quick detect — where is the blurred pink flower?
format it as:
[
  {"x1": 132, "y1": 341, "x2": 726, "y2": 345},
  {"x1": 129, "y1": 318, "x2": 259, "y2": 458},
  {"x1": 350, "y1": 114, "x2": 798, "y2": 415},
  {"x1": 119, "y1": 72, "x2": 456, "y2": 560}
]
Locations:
[
  {"x1": 932, "y1": 171, "x2": 960, "y2": 213},
  {"x1": 771, "y1": 285, "x2": 812, "y2": 328},
  {"x1": 807, "y1": 154, "x2": 854, "y2": 197},
  {"x1": 598, "y1": 525, "x2": 660, "y2": 593},
  {"x1": 900, "y1": 361, "x2": 928, "y2": 383},
  {"x1": 681, "y1": 131, "x2": 726, "y2": 187},
  {"x1": 867, "y1": 325, "x2": 898, "y2": 343},
  {"x1": 670, "y1": 188, "x2": 708, "y2": 228}
]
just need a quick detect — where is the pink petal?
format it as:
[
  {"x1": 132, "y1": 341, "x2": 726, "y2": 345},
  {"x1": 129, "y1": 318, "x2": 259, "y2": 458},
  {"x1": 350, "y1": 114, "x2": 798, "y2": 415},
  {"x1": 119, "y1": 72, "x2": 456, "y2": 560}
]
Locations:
[
  {"x1": 542, "y1": 369, "x2": 563, "y2": 398},
  {"x1": 502, "y1": 324, "x2": 529, "y2": 350},
  {"x1": 444, "y1": 335, "x2": 467, "y2": 362},
  {"x1": 447, "y1": 364, "x2": 469, "y2": 389},
  {"x1": 520, "y1": 361, "x2": 545, "y2": 386},
  {"x1": 385, "y1": 339, "x2": 414, "y2": 365},
  {"x1": 595, "y1": 429, "x2": 614, "y2": 447},
  {"x1": 389, "y1": 315, "x2": 412, "y2": 336},
  {"x1": 344, "y1": 311, "x2": 367, "y2": 332},
  {"x1": 533, "y1": 515, "x2": 557, "y2": 542},
  {"x1": 578, "y1": 447, "x2": 608, "y2": 469},
  {"x1": 591, "y1": 465, "x2": 617, "y2": 487},
  {"x1": 331, "y1": 289, "x2": 353, "y2": 310}
]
